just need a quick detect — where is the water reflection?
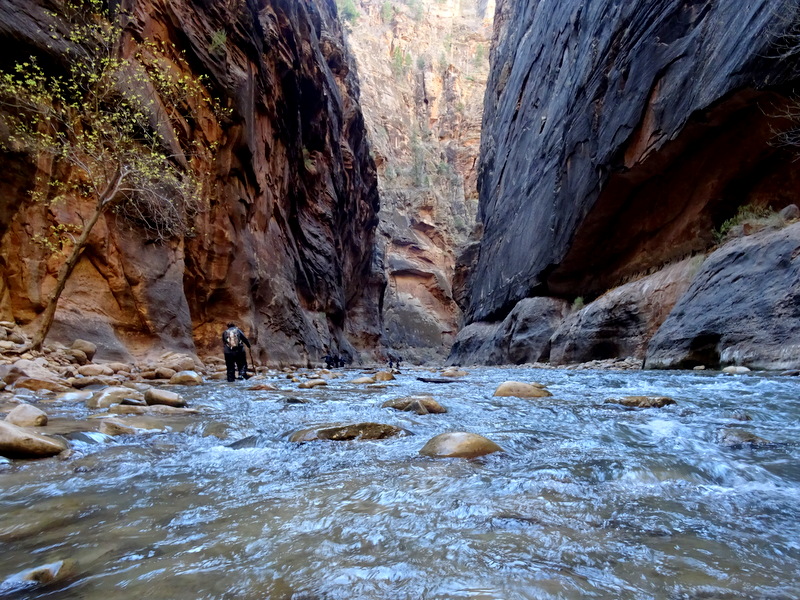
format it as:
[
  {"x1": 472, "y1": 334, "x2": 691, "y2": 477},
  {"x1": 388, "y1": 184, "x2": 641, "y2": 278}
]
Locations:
[{"x1": 1, "y1": 367, "x2": 799, "y2": 599}]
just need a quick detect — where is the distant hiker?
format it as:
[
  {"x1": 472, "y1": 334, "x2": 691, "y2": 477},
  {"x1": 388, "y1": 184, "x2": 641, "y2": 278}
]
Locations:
[
  {"x1": 324, "y1": 353, "x2": 334, "y2": 369},
  {"x1": 388, "y1": 358, "x2": 394, "y2": 369},
  {"x1": 222, "y1": 322, "x2": 251, "y2": 382}
]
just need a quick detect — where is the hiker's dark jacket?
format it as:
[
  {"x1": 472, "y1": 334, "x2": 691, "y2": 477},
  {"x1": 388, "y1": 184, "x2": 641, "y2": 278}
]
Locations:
[{"x1": 222, "y1": 327, "x2": 251, "y2": 355}]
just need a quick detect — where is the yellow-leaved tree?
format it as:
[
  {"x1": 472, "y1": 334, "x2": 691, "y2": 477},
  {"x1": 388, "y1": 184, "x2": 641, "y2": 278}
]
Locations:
[{"x1": 0, "y1": 0, "x2": 221, "y2": 351}]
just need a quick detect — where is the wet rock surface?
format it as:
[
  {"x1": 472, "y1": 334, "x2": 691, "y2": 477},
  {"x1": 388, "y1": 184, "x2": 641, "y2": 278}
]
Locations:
[
  {"x1": 419, "y1": 432, "x2": 504, "y2": 459},
  {"x1": 606, "y1": 396, "x2": 676, "y2": 409},
  {"x1": 382, "y1": 395, "x2": 447, "y2": 415},
  {"x1": 646, "y1": 224, "x2": 800, "y2": 370}
]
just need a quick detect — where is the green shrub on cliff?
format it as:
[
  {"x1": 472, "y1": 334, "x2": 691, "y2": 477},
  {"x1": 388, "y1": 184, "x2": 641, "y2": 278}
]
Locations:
[
  {"x1": 713, "y1": 203, "x2": 777, "y2": 244},
  {"x1": 0, "y1": 0, "x2": 222, "y2": 350},
  {"x1": 336, "y1": 0, "x2": 359, "y2": 23}
]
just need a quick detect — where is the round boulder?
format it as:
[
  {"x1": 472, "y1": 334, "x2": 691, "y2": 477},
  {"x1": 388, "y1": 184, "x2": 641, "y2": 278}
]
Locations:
[
  {"x1": 350, "y1": 376, "x2": 376, "y2": 384},
  {"x1": 420, "y1": 432, "x2": 504, "y2": 459},
  {"x1": 78, "y1": 364, "x2": 113, "y2": 377},
  {"x1": 71, "y1": 339, "x2": 97, "y2": 361},
  {"x1": 383, "y1": 395, "x2": 447, "y2": 415},
  {"x1": 493, "y1": 381, "x2": 552, "y2": 398},
  {"x1": 374, "y1": 371, "x2": 395, "y2": 382},
  {"x1": 723, "y1": 366, "x2": 751, "y2": 375},
  {"x1": 154, "y1": 367, "x2": 177, "y2": 380},
  {"x1": 169, "y1": 370, "x2": 203, "y2": 386},
  {"x1": 5, "y1": 404, "x2": 47, "y2": 427},
  {"x1": 86, "y1": 386, "x2": 145, "y2": 409},
  {"x1": 144, "y1": 388, "x2": 186, "y2": 408}
]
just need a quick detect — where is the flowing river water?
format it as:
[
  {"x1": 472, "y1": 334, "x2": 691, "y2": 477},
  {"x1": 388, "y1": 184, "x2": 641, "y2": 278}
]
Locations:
[{"x1": 1, "y1": 366, "x2": 799, "y2": 600}]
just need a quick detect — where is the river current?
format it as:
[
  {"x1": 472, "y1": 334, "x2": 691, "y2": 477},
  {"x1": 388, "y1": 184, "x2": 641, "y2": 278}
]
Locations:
[{"x1": 1, "y1": 366, "x2": 799, "y2": 599}]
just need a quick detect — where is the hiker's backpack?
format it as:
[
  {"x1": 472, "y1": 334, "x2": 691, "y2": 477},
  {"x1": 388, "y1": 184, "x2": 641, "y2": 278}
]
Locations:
[{"x1": 225, "y1": 328, "x2": 243, "y2": 351}]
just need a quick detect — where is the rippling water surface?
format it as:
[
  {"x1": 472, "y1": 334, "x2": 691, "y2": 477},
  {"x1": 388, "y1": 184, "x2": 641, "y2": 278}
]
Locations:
[{"x1": 2, "y1": 367, "x2": 799, "y2": 599}]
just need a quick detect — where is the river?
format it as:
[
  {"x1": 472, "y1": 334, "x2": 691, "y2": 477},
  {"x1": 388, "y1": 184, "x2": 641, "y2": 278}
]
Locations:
[{"x1": 1, "y1": 366, "x2": 799, "y2": 599}]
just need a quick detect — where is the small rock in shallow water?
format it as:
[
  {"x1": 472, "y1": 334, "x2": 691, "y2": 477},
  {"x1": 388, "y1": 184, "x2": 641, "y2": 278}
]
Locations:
[
  {"x1": 606, "y1": 396, "x2": 676, "y2": 408},
  {"x1": 382, "y1": 395, "x2": 446, "y2": 415},
  {"x1": 722, "y1": 365, "x2": 751, "y2": 375},
  {"x1": 493, "y1": 381, "x2": 552, "y2": 398},
  {"x1": 289, "y1": 423, "x2": 403, "y2": 443},
  {"x1": 420, "y1": 432, "x2": 504, "y2": 459},
  {"x1": 298, "y1": 379, "x2": 327, "y2": 389}
]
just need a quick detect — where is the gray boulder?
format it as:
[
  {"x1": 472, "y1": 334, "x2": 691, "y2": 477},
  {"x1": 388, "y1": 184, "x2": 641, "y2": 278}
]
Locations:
[{"x1": 646, "y1": 224, "x2": 800, "y2": 370}]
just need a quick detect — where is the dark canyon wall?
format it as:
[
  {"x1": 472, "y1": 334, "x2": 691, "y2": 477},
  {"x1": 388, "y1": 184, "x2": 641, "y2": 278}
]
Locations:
[
  {"x1": 448, "y1": 0, "x2": 800, "y2": 370},
  {"x1": 467, "y1": 0, "x2": 800, "y2": 323},
  {"x1": 0, "y1": 0, "x2": 382, "y2": 364}
]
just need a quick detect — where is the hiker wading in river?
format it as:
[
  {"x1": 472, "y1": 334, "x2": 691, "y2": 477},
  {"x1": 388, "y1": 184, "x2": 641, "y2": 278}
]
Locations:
[{"x1": 222, "y1": 322, "x2": 251, "y2": 381}]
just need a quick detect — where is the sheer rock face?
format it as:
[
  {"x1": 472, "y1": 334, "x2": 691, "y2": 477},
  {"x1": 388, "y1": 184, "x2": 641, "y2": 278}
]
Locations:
[
  {"x1": 344, "y1": 0, "x2": 493, "y2": 363},
  {"x1": 466, "y1": 0, "x2": 800, "y2": 323},
  {"x1": 0, "y1": 0, "x2": 382, "y2": 364},
  {"x1": 645, "y1": 223, "x2": 800, "y2": 370}
]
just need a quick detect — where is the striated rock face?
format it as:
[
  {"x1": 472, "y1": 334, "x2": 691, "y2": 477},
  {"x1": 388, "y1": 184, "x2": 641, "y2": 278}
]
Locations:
[
  {"x1": 645, "y1": 223, "x2": 800, "y2": 370},
  {"x1": 0, "y1": 0, "x2": 381, "y2": 364},
  {"x1": 344, "y1": 0, "x2": 493, "y2": 363},
  {"x1": 467, "y1": 0, "x2": 800, "y2": 323},
  {"x1": 549, "y1": 258, "x2": 702, "y2": 365}
]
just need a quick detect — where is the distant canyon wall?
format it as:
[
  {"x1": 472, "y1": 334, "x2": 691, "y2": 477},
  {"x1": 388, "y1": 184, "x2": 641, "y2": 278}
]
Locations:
[
  {"x1": 345, "y1": 0, "x2": 493, "y2": 363},
  {"x1": 451, "y1": 0, "x2": 800, "y2": 369},
  {"x1": 0, "y1": 0, "x2": 382, "y2": 365}
]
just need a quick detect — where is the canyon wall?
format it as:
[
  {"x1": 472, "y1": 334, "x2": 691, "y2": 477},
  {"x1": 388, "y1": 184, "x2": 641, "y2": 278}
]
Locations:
[
  {"x1": 0, "y1": 0, "x2": 382, "y2": 365},
  {"x1": 343, "y1": 0, "x2": 492, "y2": 363},
  {"x1": 450, "y1": 0, "x2": 800, "y2": 369}
]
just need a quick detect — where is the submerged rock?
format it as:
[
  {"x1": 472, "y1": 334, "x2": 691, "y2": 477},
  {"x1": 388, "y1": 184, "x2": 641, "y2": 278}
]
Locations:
[
  {"x1": 0, "y1": 559, "x2": 75, "y2": 594},
  {"x1": 227, "y1": 433, "x2": 272, "y2": 449},
  {"x1": 419, "y1": 432, "x2": 504, "y2": 459},
  {"x1": 606, "y1": 396, "x2": 676, "y2": 409},
  {"x1": 382, "y1": 395, "x2": 447, "y2": 415},
  {"x1": 717, "y1": 428, "x2": 775, "y2": 449},
  {"x1": 98, "y1": 418, "x2": 138, "y2": 436},
  {"x1": 298, "y1": 379, "x2": 327, "y2": 389},
  {"x1": 248, "y1": 383, "x2": 278, "y2": 391},
  {"x1": 5, "y1": 404, "x2": 47, "y2": 427},
  {"x1": 0, "y1": 421, "x2": 67, "y2": 458},
  {"x1": 289, "y1": 423, "x2": 403, "y2": 443},
  {"x1": 493, "y1": 381, "x2": 552, "y2": 398}
]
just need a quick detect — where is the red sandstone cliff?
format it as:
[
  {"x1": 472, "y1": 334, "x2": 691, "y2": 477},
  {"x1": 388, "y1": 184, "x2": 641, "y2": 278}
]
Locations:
[{"x1": 0, "y1": 0, "x2": 382, "y2": 365}]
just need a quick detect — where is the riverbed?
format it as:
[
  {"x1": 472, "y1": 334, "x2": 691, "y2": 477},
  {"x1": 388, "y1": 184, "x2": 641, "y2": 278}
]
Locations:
[{"x1": 1, "y1": 366, "x2": 799, "y2": 599}]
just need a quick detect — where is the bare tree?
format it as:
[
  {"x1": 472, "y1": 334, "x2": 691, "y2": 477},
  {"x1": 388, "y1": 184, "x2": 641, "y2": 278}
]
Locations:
[{"x1": 0, "y1": 0, "x2": 221, "y2": 350}]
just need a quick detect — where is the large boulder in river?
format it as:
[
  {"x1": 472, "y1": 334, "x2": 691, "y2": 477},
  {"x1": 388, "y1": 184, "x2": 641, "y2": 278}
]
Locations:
[
  {"x1": 420, "y1": 432, "x2": 504, "y2": 459},
  {"x1": 4, "y1": 404, "x2": 47, "y2": 427},
  {"x1": 86, "y1": 387, "x2": 145, "y2": 409},
  {"x1": 144, "y1": 388, "x2": 186, "y2": 408},
  {"x1": 493, "y1": 381, "x2": 552, "y2": 398},
  {"x1": 0, "y1": 421, "x2": 67, "y2": 458},
  {"x1": 646, "y1": 224, "x2": 800, "y2": 370},
  {"x1": 289, "y1": 423, "x2": 403, "y2": 443}
]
